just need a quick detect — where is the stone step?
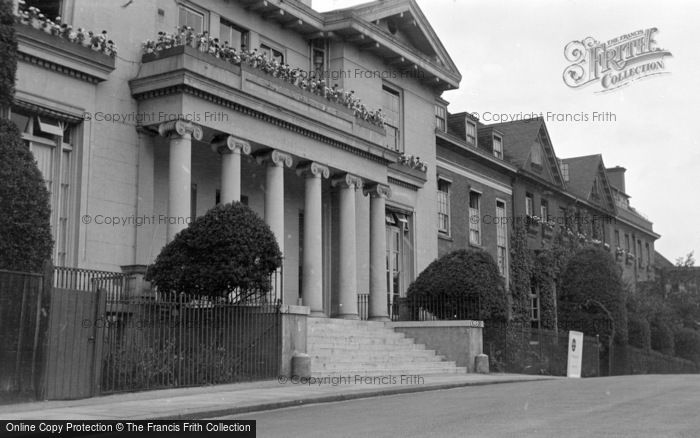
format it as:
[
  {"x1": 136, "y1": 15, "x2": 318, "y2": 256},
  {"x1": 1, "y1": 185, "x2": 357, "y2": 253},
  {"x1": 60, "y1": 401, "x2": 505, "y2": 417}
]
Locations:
[
  {"x1": 313, "y1": 360, "x2": 458, "y2": 370},
  {"x1": 306, "y1": 334, "x2": 413, "y2": 345},
  {"x1": 307, "y1": 342, "x2": 426, "y2": 351},
  {"x1": 309, "y1": 347, "x2": 438, "y2": 358},
  {"x1": 309, "y1": 350, "x2": 444, "y2": 363},
  {"x1": 310, "y1": 367, "x2": 467, "y2": 377}
]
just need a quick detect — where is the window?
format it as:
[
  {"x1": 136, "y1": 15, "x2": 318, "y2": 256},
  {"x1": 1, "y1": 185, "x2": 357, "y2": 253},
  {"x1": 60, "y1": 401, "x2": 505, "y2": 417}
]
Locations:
[
  {"x1": 560, "y1": 161, "x2": 570, "y2": 182},
  {"x1": 311, "y1": 39, "x2": 326, "y2": 75},
  {"x1": 531, "y1": 142, "x2": 542, "y2": 166},
  {"x1": 260, "y1": 44, "x2": 284, "y2": 63},
  {"x1": 540, "y1": 199, "x2": 549, "y2": 222},
  {"x1": 530, "y1": 285, "x2": 540, "y2": 329},
  {"x1": 179, "y1": 5, "x2": 205, "y2": 34},
  {"x1": 24, "y1": 0, "x2": 61, "y2": 20},
  {"x1": 496, "y1": 200, "x2": 508, "y2": 278},
  {"x1": 615, "y1": 230, "x2": 620, "y2": 247},
  {"x1": 10, "y1": 107, "x2": 77, "y2": 266},
  {"x1": 625, "y1": 234, "x2": 630, "y2": 251},
  {"x1": 382, "y1": 85, "x2": 402, "y2": 151},
  {"x1": 220, "y1": 20, "x2": 248, "y2": 50},
  {"x1": 466, "y1": 121, "x2": 476, "y2": 145},
  {"x1": 646, "y1": 243, "x2": 651, "y2": 266},
  {"x1": 638, "y1": 240, "x2": 643, "y2": 267},
  {"x1": 468, "y1": 191, "x2": 481, "y2": 245},
  {"x1": 525, "y1": 193, "x2": 534, "y2": 217},
  {"x1": 435, "y1": 105, "x2": 446, "y2": 132},
  {"x1": 592, "y1": 177, "x2": 601, "y2": 199},
  {"x1": 437, "y1": 179, "x2": 450, "y2": 234},
  {"x1": 493, "y1": 135, "x2": 503, "y2": 159},
  {"x1": 190, "y1": 184, "x2": 197, "y2": 221}
]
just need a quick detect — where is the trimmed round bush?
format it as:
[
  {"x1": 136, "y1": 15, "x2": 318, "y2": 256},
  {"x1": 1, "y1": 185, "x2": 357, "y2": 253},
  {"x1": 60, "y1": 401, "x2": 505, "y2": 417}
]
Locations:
[
  {"x1": 406, "y1": 249, "x2": 507, "y2": 321},
  {"x1": 674, "y1": 328, "x2": 700, "y2": 364},
  {"x1": 559, "y1": 247, "x2": 627, "y2": 344},
  {"x1": 650, "y1": 320, "x2": 675, "y2": 356},
  {"x1": 0, "y1": 119, "x2": 53, "y2": 271},
  {"x1": 628, "y1": 315, "x2": 651, "y2": 350},
  {"x1": 146, "y1": 202, "x2": 282, "y2": 299}
]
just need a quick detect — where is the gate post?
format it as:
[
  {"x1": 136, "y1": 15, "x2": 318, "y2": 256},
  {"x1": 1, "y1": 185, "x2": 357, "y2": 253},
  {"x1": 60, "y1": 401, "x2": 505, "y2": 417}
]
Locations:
[{"x1": 92, "y1": 287, "x2": 107, "y2": 396}]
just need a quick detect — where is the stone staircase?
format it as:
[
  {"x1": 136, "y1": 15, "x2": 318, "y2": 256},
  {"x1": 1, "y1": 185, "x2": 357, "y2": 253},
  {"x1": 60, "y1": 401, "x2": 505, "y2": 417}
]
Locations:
[{"x1": 307, "y1": 318, "x2": 466, "y2": 376}]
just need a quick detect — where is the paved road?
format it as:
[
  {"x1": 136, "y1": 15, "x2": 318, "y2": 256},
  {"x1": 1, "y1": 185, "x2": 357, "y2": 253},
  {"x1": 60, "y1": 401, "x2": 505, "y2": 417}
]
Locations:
[{"x1": 222, "y1": 375, "x2": 700, "y2": 437}]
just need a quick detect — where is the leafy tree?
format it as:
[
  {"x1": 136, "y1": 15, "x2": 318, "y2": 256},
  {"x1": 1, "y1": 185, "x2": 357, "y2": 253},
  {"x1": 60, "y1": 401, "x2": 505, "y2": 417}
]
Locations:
[
  {"x1": 0, "y1": 0, "x2": 53, "y2": 272},
  {"x1": 673, "y1": 328, "x2": 700, "y2": 364},
  {"x1": 406, "y1": 249, "x2": 507, "y2": 321},
  {"x1": 559, "y1": 247, "x2": 627, "y2": 344},
  {"x1": 675, "y1": 251, "x2": 695, "y2": 268},
  {"x1": 146, "y1": 203, "x2": 282, "y2": 300},
  {"x1": 650, "y1": 319, "x2": 675, "y2": 356},
  {"x1": 627, "y1": 315, "x2": 651, "y2": 350},
  {"x1": 0, "y1": 0, "x2": 17, "y2": 105}
]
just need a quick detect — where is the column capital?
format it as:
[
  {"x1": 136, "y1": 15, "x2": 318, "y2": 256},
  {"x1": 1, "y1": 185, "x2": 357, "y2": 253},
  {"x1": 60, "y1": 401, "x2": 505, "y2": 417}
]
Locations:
[
  {"x1": 255, "y1": 149, "x2": 293, "y2": 168},
  {"x1": 158, "y1": 120, "x2": 203, "y2": 141},
  {"x1": 331, "y1": 173, "x2": 363, "y2": 190},
  {"x1": 296, "y1": 161, "x2": 330, "y2": 179},
  {"x1": 211, "y1": 135, "x2": 251, "y2": 155},
  {"x1": 363, "y1": 183, "x2": 392, "y2": 199}
]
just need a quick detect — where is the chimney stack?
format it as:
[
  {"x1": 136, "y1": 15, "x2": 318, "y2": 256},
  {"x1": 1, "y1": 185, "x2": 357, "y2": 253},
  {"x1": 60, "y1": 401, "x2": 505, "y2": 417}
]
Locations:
[{"x1": 606, "y1": 166, "x2": 626, "y2": 193}]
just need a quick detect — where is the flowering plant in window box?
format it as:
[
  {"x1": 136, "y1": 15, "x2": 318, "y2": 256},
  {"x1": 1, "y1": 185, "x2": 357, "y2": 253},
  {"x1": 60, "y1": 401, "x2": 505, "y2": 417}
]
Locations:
[
  {"x1": 542, "y1": 220, "x2": 556, "y2": 231},
  {"x1": 591, "y1": 239, "x2": 602, "y2": 246},
  {"x1": 141, "y1": 27, "x2": 387, "y2": 128},
  {"x1": 626, "y1": 252, "x2": 636, "y2": 264},
  {"x1": 603, "y1": 243, "x2": 611, "y2": 250},
  {"x1": 577, "y1": 232, "x2": 587, "y2": 242},
  {"x1": 15, "y1": 1, "x2": 117, "y2": 57},
  {"x1": 398, "y1": 154, "x2": 427, "y2": 172}
]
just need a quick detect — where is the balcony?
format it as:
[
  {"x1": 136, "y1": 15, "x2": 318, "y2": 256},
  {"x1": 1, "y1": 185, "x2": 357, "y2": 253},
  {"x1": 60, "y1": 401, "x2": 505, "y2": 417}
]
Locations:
[
  {"x1": 14, "y1": 23, "x2": 115, "y2": 83},
  {"x1": 131, "y1": 44, "x2": 394, "y2": 161}
]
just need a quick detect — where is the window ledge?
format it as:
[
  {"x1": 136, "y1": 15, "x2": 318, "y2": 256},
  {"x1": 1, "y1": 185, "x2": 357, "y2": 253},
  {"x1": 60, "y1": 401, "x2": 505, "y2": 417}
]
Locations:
[{"x1": 438, "y1": 232, "x2": 452, "y2": 241}]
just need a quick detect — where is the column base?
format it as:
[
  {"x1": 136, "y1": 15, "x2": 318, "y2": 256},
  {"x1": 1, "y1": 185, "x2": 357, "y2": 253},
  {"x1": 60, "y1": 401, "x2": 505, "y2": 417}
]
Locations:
[
  {"x1": 369, "y1": 316, "x2": 390, "y2": 322},
  {"x1": 309, "y1": 311, "x2": 327, "y2": 318},
  {"x1": 337, "y1": 314, "x2": 360, "y2": 320}
]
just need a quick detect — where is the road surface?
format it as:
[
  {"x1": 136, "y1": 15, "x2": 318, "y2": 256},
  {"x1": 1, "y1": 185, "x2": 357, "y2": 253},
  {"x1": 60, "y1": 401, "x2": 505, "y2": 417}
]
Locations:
[{"x1": 222, "y1": 375, "x2": 700, "y2": 437}]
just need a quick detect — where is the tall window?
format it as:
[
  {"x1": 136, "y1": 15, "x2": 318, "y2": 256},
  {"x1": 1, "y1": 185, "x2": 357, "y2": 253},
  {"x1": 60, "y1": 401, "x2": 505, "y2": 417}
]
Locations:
[
  {"x1": 466, "y1": 121, "x2": 476, "y2": 146},
  {"x1": 435, "y1": 105, "x2": 446, "y2": 132},
  {"x1": 260, "y1": 44, "x2": 284, "y2": 63},
  {"x1": 382, "y1": 85, "x2": 401, "y2": 151},
  {"x1": 311, "y1": 39, "x2": 326, "y2": 75},
  {"x1": 10, "y1": 107, "x2": 77, "y2": 266},
  {"x1": 646, "y1": 243, "x2": 651, "y2": 267},
  {"x1": 468, "y1": 191, "x2": 481, "y2": 245},
  {"x1": 220, "y1": 20, "x2": 248, "y2": 50},
  {"x1": 179, "y1": 5, "x2": 205, "y2": 33},
  {"x1": 560, "y1": 160, "x2": 570, "y2": 182},
  {"x1": 540, "y1": 199, "x2": 549, "y2": 222},
  {"x1": 638, "y1": 240, "x2": 643, "y2": 267},
  {"x1": 493, "y1": 135, "x2": 503, "y2": 159},
  {"x1": 531, "y1": 142, "x2": 542, "y2": 166},
  {"x1": 525, "y1": 193, "x2": 534, "y2": 217},
  {"x1": 530, "y1": 284, "x2": 540, "y2": 329},
  {"x1": 496, "y1": 200, "x2": 508, "y2": 278},
  {"x1": 437, "y1": 179, "x2": 450, "y2": 235},
  {"x1": 615, "y1": 229, "x2": 620, "y2": 247},
  {"x1": 625, "y1": 234, "x2": 630, "y2": 251}
]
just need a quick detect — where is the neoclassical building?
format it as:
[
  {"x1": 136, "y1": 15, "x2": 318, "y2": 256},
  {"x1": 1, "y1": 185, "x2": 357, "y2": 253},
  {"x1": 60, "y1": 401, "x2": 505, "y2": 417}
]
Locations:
[{"x1": 10, "y1": 0, "x2": 461, "y2": 319}]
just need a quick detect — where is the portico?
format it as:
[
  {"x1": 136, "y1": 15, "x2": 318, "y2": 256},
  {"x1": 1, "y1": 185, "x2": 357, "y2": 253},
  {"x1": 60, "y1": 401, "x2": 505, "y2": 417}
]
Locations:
[{"x1": 149, "y1": 117, "x2": 397, "y2": 319}]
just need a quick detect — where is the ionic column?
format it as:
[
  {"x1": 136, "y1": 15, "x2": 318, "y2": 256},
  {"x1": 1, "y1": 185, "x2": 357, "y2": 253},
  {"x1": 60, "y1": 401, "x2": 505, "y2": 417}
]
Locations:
[
  {"x1": 364, "y1": 183, "x2": 392, "y2": 321},
  {"x1": 297, "y1": 162, "x2": 329, "y2": 316},
  {"x1": 255, "y1": 150, "x2": 293, "y2": 254},
  {"x1": 212, "y1": 135, "x2": 251, "y2": 204},
  {"x1": 158, "y1": 120, "x2": 203, "y2": 242},
  {"x1": 332, "y1": 173, "x2": 363, "y2": 319}
]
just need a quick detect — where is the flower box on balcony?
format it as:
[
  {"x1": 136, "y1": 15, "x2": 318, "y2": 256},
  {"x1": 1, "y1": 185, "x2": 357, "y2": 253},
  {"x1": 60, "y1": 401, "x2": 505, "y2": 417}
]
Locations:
[{"x1": 15, "y1": 23, "x2": 115, "y2": 82}]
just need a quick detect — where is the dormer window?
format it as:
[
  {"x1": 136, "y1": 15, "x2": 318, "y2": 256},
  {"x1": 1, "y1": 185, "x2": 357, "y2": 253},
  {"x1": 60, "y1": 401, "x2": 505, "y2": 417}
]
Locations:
[
  {"x1": 560, "y1": 160, "x2": 570, "y2": 182},
  {"x1": 466, "y1": 121, "x2": 476, "y2": 146},
  {"x1": 435, "y1": 105, "x2": 446, "y2": 132},
  {"x1": 493, "y1": 135, "x2": 503, "y2": 159}
]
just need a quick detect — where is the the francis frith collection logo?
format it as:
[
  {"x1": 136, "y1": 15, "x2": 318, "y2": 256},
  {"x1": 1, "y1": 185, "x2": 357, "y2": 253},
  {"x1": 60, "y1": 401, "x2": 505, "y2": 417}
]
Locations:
[{"x1": 563, "y1": 28, "x2": 672, "y2": 92}]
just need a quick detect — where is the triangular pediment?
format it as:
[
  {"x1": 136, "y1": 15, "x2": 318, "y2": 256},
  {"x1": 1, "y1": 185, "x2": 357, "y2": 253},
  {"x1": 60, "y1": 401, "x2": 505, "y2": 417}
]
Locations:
[{"x1": 326, "y1": 0, "x2": 460, "y2": 81}]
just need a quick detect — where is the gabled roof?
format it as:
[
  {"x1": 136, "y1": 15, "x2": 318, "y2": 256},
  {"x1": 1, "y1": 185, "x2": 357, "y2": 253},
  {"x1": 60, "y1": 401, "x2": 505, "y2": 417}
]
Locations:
[
  {"x1": 561, "y1": 154, "x2": 616, "y2": 213},
  {"x1": 486, "y1": 118, "x2": 565, "y2": 187},
  {"x1": 321, "y1": 0, "x2": 461, "y2": 89}
]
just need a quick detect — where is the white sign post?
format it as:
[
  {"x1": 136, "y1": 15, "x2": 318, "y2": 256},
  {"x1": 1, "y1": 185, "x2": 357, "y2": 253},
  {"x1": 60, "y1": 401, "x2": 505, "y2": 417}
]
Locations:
[{"x1": 567, "y1": 330, "x2": 584, "y2": 378}]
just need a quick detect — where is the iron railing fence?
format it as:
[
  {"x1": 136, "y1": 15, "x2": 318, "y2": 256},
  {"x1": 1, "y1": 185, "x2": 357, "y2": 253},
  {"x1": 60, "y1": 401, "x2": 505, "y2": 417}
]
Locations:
[{"x1": 357, "y1": 293, "x2": 482, "y2": 321}]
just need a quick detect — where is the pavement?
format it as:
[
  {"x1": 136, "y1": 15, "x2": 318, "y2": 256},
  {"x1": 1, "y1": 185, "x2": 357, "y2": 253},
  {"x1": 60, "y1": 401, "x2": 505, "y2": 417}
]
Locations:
[{"x1": 0, "y1": 373, "x2": 556, "y2": 420}]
